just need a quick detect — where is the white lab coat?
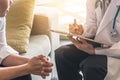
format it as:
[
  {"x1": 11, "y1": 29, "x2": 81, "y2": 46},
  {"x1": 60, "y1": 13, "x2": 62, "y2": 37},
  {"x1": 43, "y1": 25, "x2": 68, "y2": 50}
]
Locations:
[{"x1": 84, "y1": 0, "x2": 120, "y2": 79}]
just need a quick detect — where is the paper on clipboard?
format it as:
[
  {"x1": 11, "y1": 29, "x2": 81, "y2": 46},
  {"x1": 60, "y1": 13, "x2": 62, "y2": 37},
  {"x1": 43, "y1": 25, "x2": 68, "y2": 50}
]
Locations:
[{"x1": 50, "y1": 29, "x2": 111, "y2": 47}]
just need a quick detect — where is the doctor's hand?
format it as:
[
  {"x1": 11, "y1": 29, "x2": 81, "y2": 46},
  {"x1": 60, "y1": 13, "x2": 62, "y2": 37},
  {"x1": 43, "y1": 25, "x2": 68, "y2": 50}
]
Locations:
[
  {"x1": 69, "y1": 19, "x2": 83, "y2": 35},
  {"x1": 68, "y1": 35, "x2": 95, "y2": 55}
]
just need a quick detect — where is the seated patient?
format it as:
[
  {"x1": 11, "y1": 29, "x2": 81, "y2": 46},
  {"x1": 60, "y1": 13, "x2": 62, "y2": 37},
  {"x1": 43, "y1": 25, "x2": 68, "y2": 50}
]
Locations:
[{"x1": 0, "y1": 0, "x2": 53, "y2": 80}]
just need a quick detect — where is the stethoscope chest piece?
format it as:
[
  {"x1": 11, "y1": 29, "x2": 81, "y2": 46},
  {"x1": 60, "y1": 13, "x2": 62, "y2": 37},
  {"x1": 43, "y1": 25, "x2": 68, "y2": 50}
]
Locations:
[
  {"x1": 111, "y1": 5, "x2": 120, "y2": 38},
  {"x1": 111, "y1": 29, "x2": 119, "y2": 38},
  {"x1": 111, "y1": 29, "x2": 120, "y2": 42}
]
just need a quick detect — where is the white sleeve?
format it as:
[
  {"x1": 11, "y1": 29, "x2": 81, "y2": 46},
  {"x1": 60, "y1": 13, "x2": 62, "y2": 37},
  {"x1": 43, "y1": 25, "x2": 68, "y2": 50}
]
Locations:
[
  {"x1": 82, "y1": 0, "x2": 98, "y2": 38},
  {"x1": 95, "y1": 42, "x2": 120, "y2": 58},
  {"x1": 0, "y1": 17, "x2": 18, "y2": 64}
]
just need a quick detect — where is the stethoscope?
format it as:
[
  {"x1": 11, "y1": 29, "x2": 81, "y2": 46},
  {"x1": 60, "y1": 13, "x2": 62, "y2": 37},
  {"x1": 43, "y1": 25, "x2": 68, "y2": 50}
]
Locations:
[
  {"x1": 111, "y1": 6, "x2": 120, "y2": 38},
  {"x1": 98, "y1": 0, "x2": 120, "y2": 38}
]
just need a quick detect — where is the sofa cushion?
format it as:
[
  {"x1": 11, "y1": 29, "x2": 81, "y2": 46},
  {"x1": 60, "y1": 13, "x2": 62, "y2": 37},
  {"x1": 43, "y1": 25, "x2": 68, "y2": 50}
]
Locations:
[
  {"x1": 31, "y1": 14, "x2": 49, "y2": 35},
  {"x1": 20, "y1": 35, "x2": 51, "y2": 58},
  {"x1": 6, "y1": 0, "x2": 35, "y2": 53}
]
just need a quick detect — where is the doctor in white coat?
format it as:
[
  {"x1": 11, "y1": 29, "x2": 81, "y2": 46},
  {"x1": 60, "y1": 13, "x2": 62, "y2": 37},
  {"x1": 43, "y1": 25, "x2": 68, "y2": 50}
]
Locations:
[{"x1": 55, "y1": 0, "x2": 120, "y2": 80}]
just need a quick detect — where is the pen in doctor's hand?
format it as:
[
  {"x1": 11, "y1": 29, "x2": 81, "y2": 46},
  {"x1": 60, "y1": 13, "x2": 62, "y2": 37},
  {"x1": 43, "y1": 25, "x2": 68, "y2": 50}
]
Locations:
[
  {"x1": 73, "y1": 19, "x2": 77, "y2": 26},
  {"x1": 69, "y1": 19, "x2": 77, "y2": 33},
  {"x1": 69, "y1": 19, "x2": 83, "y2": 35}
]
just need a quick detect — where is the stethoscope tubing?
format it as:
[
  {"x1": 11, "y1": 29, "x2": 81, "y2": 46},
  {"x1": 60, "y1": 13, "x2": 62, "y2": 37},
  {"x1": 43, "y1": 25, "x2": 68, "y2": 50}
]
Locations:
[
  {"x1": 113, "y1": 6, "x2": 120, "y2": 29},
  {"x1": 99, "y1": 0, "x2": 120, "y2": 30}
]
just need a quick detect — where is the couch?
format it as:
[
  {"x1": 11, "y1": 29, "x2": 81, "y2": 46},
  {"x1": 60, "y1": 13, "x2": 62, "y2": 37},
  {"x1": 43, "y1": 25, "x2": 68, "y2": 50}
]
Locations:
[{"x1": 6, "y1": 1, "x2": 60, "y2": 79}]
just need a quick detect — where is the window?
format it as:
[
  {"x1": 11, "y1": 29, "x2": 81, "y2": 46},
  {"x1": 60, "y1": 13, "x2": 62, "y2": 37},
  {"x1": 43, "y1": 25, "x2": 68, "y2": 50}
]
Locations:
[{"x1": 36, "y1": 0, "x2": 87, "y2": 31}]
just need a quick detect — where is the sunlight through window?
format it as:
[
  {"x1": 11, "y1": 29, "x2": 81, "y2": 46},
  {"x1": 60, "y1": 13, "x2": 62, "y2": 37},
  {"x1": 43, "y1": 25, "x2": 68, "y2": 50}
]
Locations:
[{"x1": 36, "y1": 0, "x2": 87, "y2": 31}]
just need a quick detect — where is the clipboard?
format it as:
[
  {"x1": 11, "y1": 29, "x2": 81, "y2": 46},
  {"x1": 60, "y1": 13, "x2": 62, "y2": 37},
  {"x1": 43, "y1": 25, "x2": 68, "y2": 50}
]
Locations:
[{"x1": 50, "y1": 29, "x2": 111, "y2": 47}]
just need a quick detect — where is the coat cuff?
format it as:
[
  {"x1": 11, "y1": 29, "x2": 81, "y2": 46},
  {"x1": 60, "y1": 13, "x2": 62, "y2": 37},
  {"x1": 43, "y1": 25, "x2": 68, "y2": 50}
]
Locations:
[{"x1": 95, "y1": 48, "x2": 108, "y2": 55}]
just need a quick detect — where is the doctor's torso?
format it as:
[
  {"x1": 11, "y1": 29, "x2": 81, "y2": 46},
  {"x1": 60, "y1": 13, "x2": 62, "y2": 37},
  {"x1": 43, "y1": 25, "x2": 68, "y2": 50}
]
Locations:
[{"x1": 90, "y1": 0, "x2": 120, "y2": 46}]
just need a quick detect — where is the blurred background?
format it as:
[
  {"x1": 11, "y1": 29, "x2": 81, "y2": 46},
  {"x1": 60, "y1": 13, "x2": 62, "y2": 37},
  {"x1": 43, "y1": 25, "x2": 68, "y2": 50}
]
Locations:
[{"x1": 35, "y1": 0, "x2": 87, "y2": 31}]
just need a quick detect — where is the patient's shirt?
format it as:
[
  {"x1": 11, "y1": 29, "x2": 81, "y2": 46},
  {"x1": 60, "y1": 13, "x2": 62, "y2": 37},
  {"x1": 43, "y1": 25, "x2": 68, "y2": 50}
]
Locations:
[{"x1": 0, "y1": 17, "x2": 18, "y2": 64}]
